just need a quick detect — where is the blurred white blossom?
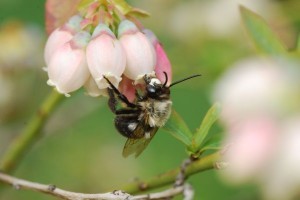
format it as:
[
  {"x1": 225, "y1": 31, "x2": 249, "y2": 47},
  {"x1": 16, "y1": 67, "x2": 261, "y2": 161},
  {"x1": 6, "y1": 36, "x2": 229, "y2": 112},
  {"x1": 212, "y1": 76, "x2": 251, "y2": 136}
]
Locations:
[
  {"x1": 0, "y1": 20, "x2": 44, "y2": 68},
  {"x1": 0, "y1": 20, "x2": 45, "y2": 123},
  {"x1": 0, "y1": 71, "x2": 14, "y2": 119},
  {"x1": 169, "y1": 0, "x2": 276, "y2": 39},
  {"x1": 261, "y1": 117, "x2": 300, "y2": 200},
  {"x1": 213, "y1": 57, "x2": 300, "y2": 200},
  {"x1": 213, "y1": 57, "x2": 300, "y2": 126}
]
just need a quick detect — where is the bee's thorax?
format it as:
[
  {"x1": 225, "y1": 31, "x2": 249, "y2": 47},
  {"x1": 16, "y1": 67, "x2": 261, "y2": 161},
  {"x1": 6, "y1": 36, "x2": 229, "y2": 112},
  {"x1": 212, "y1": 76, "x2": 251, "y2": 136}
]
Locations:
[{"x1": 138, "y1": 99, "x2": 172, "y2": 128}]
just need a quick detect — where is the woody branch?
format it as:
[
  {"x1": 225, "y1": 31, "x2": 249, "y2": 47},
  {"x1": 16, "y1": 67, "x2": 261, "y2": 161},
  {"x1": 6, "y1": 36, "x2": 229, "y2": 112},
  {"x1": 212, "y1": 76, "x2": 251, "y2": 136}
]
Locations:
[{"x1": 0, "y1": 171, "x2": 189, "y2": 200}]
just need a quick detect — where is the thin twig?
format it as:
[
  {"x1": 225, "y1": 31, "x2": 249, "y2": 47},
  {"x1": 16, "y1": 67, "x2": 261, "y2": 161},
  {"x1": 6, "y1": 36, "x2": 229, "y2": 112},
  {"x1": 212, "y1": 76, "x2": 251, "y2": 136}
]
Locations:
[
  {"x1": 0, "y1": 172, "x2": 186, "y2": 200},
  {"x1": 132, "y1": 185, "x2": 187, "y2": 200},
  {"x1": 182, "y1": 184, "x2": 194, "y2": 200},
  {"x1": 0, "y1": 90, "x2": 64, "y2": 173},
  {"x1": 120, "y1": 152, "x2": 220, "y2": 194},
  {"x1": 173, "y1": 158, "x2": 195, "y2": 200},
  {"x1": 174, "y1": 158, "x2": 193, "y2": 187}
]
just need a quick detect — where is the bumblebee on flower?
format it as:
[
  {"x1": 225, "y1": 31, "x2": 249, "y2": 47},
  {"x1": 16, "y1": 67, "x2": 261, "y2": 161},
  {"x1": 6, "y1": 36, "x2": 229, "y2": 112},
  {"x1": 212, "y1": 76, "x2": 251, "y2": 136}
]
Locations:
[{"x1": 44, "y1": 0, "x2": 172, "y2": 100}]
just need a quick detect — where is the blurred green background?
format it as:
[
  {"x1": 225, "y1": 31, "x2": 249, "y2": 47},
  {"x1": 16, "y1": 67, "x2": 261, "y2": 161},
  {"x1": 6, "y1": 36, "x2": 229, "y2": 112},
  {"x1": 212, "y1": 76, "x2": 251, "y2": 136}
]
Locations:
[{"x1": 0, "y1": 0, "x2": 299, "y2": 199}]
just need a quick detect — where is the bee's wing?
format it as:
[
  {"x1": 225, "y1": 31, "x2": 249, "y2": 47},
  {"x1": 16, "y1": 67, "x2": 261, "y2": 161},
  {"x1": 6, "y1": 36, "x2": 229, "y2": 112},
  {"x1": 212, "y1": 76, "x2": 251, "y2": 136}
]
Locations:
[{"x1": 122, "y1": 126, "x2": 159, "y2": 158}]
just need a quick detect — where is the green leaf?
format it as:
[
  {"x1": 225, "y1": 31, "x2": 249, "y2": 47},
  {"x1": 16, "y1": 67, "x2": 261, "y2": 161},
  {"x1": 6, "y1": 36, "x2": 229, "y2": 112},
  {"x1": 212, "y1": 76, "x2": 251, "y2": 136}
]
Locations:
[
  {"x1": 126, "y1": 8, "x2": 150, "y2": 18},
  {"x1": 199, "y1": 134, "x2": 223, "y2": 154},
  {"x1": 78, "y1": 0, "x2": 95, "y2": 10},
  {"x1": 240, "y1": 6, "x2": 287, "y2": 56},
  {"x1": 112, "y1": 0, "x2": 132, "y2": 15},
  {"x1": 297, "y1": 35, "x2": 300, "y2": 51},
  {"x1": 163, "y1": 110, "x2": 193, "y2": 146},
  {"x1": 190, "y1": 103, "x2": 221, "y2": 153}
]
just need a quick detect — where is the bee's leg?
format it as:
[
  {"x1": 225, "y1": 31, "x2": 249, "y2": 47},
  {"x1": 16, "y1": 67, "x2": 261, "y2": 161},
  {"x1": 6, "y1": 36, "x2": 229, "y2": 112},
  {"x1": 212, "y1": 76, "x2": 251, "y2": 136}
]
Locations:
[
  {"x1": 107, "y1": 88, "x2": 117, "y2": 113},
  {"x1": 107, "y1": 87, "x2": 140, "y2": 114},
  {"x1": 103, "y1": 76, "x2": 136, "y2": 108},
  {"x1": 115, "y1": 109, "x2": 140, "y2": 115}
]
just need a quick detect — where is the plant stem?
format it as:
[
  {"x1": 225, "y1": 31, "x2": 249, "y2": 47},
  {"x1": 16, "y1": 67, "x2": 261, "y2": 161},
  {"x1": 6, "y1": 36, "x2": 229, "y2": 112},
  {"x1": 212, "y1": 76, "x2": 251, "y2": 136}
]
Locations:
[
  {"x1": 121, "y1": 152, "x2": 220, "y2": 194},
  {"x1": 0, "y1": 90, "x2": 64, "y2": 173},
  {"x1": 0, "y1": 171, "x2": 189, "y2": 200}
]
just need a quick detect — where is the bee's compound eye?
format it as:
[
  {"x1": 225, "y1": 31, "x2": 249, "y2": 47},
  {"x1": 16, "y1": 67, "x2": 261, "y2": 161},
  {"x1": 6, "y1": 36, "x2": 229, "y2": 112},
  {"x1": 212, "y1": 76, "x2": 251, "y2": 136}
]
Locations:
[{"x1": 147, "y1": 85, "x2": 156, "y2": 93}]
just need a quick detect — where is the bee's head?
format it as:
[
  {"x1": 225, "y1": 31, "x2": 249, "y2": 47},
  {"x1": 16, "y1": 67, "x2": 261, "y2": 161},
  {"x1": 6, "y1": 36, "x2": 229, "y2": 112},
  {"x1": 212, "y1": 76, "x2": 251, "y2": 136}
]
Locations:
[
  {"x1": 144, "y1": 73, "x2": 170, "y2": 99},
  {"x1": 143, "y1": 72, "x2": 201, "y2": 99}
]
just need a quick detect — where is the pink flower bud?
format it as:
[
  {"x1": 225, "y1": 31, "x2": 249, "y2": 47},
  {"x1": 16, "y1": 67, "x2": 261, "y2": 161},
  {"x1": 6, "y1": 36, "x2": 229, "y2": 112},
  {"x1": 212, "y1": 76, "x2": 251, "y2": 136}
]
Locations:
[
  {"x1": 44, "y1": 15, "x2": 83, "y2": 65},
  {"x1": 143, "y1": 29, "x2": 172, "y2": 86},
  {"x1": 84, "y1": 76, "x2": 107, "y2": 97},
  {"x1": 119, "y1": 76, "x2": 136, "y2": 102},
  {"x1": 118, "y1": 20, "x2": 156, "y2": 81},
  {"x1": 86, "y1": 24, "x2": 126, "y2": 89},
  {"x1": 47, "y1": 31, "x2": 91, "y2": 96}
]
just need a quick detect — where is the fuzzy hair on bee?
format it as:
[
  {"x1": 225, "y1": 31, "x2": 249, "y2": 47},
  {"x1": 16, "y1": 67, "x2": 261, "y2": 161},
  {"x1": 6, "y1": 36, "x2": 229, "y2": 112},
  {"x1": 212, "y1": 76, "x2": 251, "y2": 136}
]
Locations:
[{"x1": 103, "y1": 72, "x2": 200, "y2": 157}]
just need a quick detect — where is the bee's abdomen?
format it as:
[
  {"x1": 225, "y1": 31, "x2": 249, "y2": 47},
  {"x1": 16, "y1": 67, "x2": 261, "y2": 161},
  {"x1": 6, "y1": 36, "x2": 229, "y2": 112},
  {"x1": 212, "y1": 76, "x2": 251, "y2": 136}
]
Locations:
[{"x1": 115, "y1": 115, "x2": 140, "y2": 138}]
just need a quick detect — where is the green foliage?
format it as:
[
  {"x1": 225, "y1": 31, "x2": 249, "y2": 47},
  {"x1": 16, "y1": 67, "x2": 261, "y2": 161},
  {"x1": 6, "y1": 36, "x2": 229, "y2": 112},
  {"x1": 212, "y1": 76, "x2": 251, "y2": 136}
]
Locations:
[
  {"x1": 297, "y1": 36, "x2": 300, "y2": 51},
  {"x1": 163, "y1": 110, "x2": 193, "y2": 146},
  {"x1": 164, "y1": 104, "x2": 222, "y2": 158},
  {"x1": 198, "y1": 134, "x2": 223, "y2": 155},
  {"x1": 112, "y1": 0, "x2": 149, "y2": 17},
  {"x1": 191, "y1": 103, "x2": 221, "y2": 153},
  {"x1": 77, "y1": 0, "x2": 150, "y2": 21},
  {"x1": 112, "y1": 0, "x2": 132, "y2": 15},
  {"x1": 240, "y1": 6, "x2": 300, "y2": 76},
  {"x1": 126, "y1": 8, "x2": 150, "y2": 18},
  {"x1": 78, "y1": 0, "x2": 95, "y2": 10},
  {"x1": 240, "y1": 6, "x2": 287, "y2": 56}
]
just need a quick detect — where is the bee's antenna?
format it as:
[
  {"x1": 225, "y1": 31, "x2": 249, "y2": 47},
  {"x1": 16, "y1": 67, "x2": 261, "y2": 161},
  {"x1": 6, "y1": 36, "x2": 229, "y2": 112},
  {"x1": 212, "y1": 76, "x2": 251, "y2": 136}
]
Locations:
[
  {"x1": 169, "y1": 74, "x2": 201, "y2": 87},
  {"x1": 163, "y1": 71, "x2": 168, "y2": 87}
]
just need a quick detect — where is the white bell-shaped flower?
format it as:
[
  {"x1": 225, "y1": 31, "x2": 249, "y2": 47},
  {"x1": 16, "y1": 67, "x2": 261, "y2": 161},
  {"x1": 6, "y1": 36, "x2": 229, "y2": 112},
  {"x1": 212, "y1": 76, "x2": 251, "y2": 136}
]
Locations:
[
  {"x1": 118, "y1": 20, "x2": 156, "y2": 81},
  {"x1": 47, "y1": 31, "x2": 91, "y2": 96},
  {"x1": 44, "y1": 15, "x2": 83, "y2": 65},
  {"x1": 84, "y1": 76, "x2": 107, "y2": 97},
  {"x1": 86, "y1": 24, "x2": 126, "y2": 89}
]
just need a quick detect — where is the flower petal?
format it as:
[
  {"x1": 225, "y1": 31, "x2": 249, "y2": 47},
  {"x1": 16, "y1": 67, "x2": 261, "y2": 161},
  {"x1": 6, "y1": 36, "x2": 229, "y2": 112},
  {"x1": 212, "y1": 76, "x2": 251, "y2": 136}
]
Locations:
[
  {"x1": 86, "y1": 24, "x2": 125, "y2": 89},
  {"x1": 47, "y1": 31, "x2": 91, "y2": 96},
  {"x1": 119, "y1": 75, "x2": 136, "y2": 102},
  {"x1": 143, "y1": 29, "x2": 172, "y2": 85},
  {"x1": 84, "y1": 76, "x2": 107, "y2": 97},
  {"x1": 44, "y1": 15, "x2": 83, "y2": 65},
  {"x1": 118, "y1": 20, "x2": 156, "y2": 81}
]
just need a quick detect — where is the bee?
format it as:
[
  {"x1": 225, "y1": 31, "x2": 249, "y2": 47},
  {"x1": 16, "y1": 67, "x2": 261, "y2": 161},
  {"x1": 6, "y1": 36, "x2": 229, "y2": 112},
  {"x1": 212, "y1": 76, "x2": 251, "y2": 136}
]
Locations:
[{"x1": 103, "y1": 72, "x2": 200, "y2": 157}]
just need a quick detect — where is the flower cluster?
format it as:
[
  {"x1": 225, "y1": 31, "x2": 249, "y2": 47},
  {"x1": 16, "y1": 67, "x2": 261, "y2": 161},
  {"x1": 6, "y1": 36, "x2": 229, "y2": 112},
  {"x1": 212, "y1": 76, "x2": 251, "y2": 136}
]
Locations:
[{"x1": 44, "y1": 1, "x2": 171, "y2": 98}]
